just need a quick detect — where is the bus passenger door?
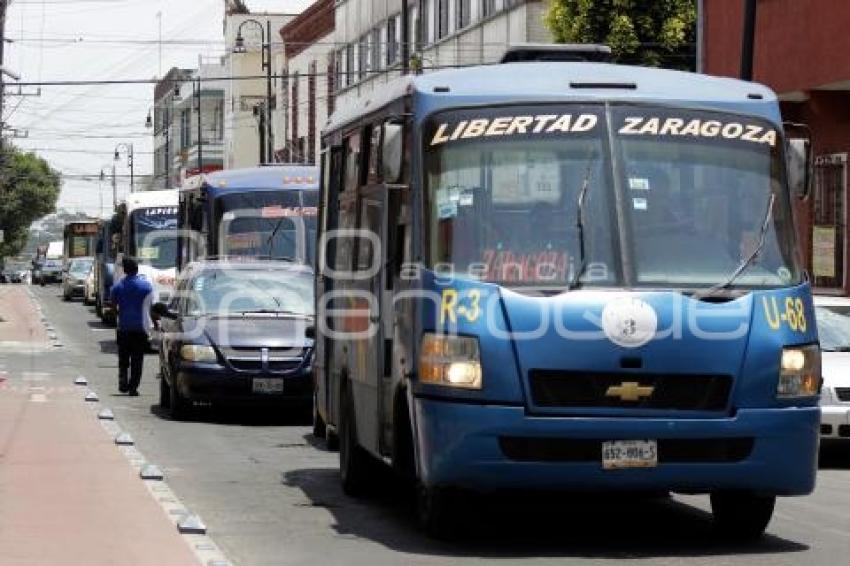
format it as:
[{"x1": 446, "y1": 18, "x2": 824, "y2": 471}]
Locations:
[{"x1": 351, "y1": 186, "x2": 387, "y2": 455}]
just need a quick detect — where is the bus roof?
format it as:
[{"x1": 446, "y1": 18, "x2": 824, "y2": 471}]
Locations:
[
  {"x1": 325, "y1": 62, "x2": 783, "y2": 132},
  {"x1": 123, "y1": 189, "x2": 178, "y2": 214},
  {"x1": 180, "y1": 165, "x2": 319, "y2": 198}
]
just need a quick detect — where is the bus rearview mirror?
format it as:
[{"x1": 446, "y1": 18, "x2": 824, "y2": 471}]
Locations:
[
  {"x1": 786, "y1": 137, "x2": 812, "y2": 200},
  {"x1": 382, "y1": 122, "x2": 404, "y2": 184}
]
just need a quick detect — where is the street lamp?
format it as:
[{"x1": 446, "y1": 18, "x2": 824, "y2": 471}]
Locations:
[
  {"x1": 114, "y1": 142, "x2": 134, "y2": 194},
  {"x1": 99, "y1": 164, "x2": 117, "y2": 213},
  {"x1": 232, "y1": 18, "x2": 273, "y2": 165}
]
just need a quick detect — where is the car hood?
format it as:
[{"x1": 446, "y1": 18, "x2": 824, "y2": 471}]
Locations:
[
  {"x1": 822, "y1": 351, "x2": 850, "y2": 389},
  {"x1": 186, "y1": 315, "x2": 313, "y2": 349}
]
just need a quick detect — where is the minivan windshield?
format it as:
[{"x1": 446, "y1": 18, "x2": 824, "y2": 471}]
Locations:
[
  {"x1": 424, "y1": 104, "x2": 801, "y2": 291},
  {"x1": 184, "y1": 268, "x2": 314, "y2": 317}
]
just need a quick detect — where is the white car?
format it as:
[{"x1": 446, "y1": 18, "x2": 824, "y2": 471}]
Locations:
[{"x1": 815, "y1": 295, "x2": 850, "y2": 440}]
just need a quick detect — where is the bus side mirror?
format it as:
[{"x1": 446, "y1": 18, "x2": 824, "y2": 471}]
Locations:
[
  {"x1": 382, "y1": 122, "x2": 404, "y2": 184},
  {"x1": 786, "y1": 137, "x2": 812, "y2": 200}
]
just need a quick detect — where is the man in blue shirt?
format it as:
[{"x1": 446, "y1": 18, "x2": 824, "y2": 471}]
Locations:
[{"x1": 110, "y1": 257, "x2": 153, "y2": 396}]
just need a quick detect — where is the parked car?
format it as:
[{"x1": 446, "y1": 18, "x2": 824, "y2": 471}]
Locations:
[
  {"x1": 83, "y1": 264, "x2": 97, "y2": 306},
  {"x1": 153, "y1": 259, "x2": 314, "y2": 419},
  {"x1": 37, "y1": 259, "x2": 63, "y2": 285},
  {"x1": 815, "y1": 295, "x2": 850, "y2": 441},
  {"x1": 61, "y1": 257, "x2": 94, "y2": 301}
]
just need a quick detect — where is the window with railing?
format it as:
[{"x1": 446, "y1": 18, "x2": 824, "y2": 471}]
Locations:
[
  {"x1": 358, "y1": 34, "x2": 369, "y2": 80},
  {"x1": 371, "y1": 28, "x2": 381, "y2": 72},
  {"x1": 387, "y1": 16, "x2": 398, "y2": 66},
  {"x1": 437, "y1": 0, "x2": 450, "y2": 39},
  {"x1": 457, "y1": 0, "x2": 471, "y2": 29}
]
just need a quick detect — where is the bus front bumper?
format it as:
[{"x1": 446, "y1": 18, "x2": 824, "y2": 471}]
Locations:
[{"x1": 413, "y1": 398, "x2": 819, "y2": 496}]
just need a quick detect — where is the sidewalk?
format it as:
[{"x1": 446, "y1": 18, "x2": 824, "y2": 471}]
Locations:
[
  {"x1": 0, "y1": 287, "x2": 200, "y2": 565},
  {"x1": 0, "y1": 285, "x2": 48, "y2": 344}
]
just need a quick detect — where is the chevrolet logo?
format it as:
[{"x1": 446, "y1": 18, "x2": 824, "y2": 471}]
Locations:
[{"x1": 605, "y1": 381, "x2": 654, "y2": 402}]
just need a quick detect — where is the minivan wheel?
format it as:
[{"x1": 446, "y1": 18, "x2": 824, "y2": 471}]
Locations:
[
  {"x1": 710, "y1": 491, "x2": 776, "y2": 540},
  {"x1": 168, "y1": 377, "x2": 189, "y2": 420},
  {"x1": 159, "y1": 372, "x2": 171, "y2": 409}
]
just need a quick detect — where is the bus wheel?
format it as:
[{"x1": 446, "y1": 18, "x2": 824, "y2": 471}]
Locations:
[
  {"x1": 417, "y1": 485, "x2": 458, "y2": 539},
  {"x1": 312, "y1": 390, "x2": 326, "y2": 439},
  {"x1": 339, "y1": 385, "x2": 370, "y2": 496},
  {"x1": 710, "y1": 491, "x2": 775, "y2": 540}
]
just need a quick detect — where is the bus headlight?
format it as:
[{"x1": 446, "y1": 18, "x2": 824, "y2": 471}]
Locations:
[
  {"x1": 419, "y1": 334, "x2": 482, "y2": 390},
  {"x1": 778, "y1": 345, "x2": 821, "y2": 398},
  {"x1": 180, "y1": 345, "x2": 218, "y2": 363}
]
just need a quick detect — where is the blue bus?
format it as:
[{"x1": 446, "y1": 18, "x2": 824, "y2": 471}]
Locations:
[
  {"x1": 315, "y1": 59, "x2": 820, "y2": 539},
  {"x1": 178, "y1": 166, "x2": 319, "y2": 270}
]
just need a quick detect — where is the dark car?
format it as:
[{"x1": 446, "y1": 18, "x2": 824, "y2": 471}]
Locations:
[{"x1": 153, "y1": 259, "x2": 315, "y2": 419}]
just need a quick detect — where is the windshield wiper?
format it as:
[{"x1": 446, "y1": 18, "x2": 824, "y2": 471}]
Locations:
[
  {"x1": 696, "y1": 193, "x2": 776, "y2": 299},
  {"x1": 237, "y1": 309, "x2": 304, "y2": 316},
  {"x1": 822, "y1": 346, "x2": 850, "y2": 352},
  {"x1": 264, "y1": 219, "x2": 285, "y2": 254},
  {"x1": 568, "y1": 159, "x2": 595, "y2": 291}
]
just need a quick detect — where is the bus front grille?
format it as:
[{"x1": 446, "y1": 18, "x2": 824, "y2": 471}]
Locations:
[{"x1": 528, "y1": 370, "x2": 732, "y2": 411}]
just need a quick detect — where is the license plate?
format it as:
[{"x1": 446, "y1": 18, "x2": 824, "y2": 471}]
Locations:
[
  {"x1": 252, "y1": 378, "x2": 284, "y2": 394},
  {"x1": 602, "y1": 440, "x2": 658, "y2": 470}
]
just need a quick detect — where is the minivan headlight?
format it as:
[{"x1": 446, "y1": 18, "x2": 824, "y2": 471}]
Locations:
[
  {"x1": 180, "y1": 345, "x2": 218, "y2": 363},
  {"x1": 778, "y1": 345, "x2": 821, "y2": 398},
  {"x1": 419, "y1": 333, "x2": 482, "y2": 390}
]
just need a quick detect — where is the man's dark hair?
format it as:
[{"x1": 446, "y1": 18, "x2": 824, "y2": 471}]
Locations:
[{"x1": 122, "y1": 257, "x2": 139, "y2": 276}]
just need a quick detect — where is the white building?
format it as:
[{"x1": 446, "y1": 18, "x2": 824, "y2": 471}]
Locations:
[
  {"x1": 332, "y1": 0, "x2": 552, "y2": 109},
  {"x1": 222, "y1": 11, "x2": 299, "y2": 169},
  {"x1": 272, "y1": 0, "x2": 552, "y2": 163}
]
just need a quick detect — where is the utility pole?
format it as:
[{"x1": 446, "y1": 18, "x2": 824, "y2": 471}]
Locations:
[
  {"x1": 1, "y1": 0, "x2": 9, "y2": 155},
  {"x1": 195, "y1": 77, "x2": 203, "y2": 175}
]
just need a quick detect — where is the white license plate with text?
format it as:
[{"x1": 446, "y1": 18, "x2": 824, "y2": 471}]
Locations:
[
  {"x1": 252, "y1": 378, "x2": 284, "y2": 394},
  {"x1": 602, "y1": 440, "x2": 658, "y2": 469}
]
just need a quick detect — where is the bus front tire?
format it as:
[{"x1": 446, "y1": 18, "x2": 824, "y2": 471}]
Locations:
[
  {"x1": 710, "y1": 491, "x2": 775, "y2": 540},
  {"x1": 417, "y1": 485, "x2": 459, "y2": 540},
  {"x1": 312, "y1": 390, "x2": 326, "y2": 439},
  {"x1": 339, "y1": 385, "x2": 370, "y2": 496}
]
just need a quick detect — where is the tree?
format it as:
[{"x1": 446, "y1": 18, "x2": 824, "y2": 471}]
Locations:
[
  {"x1": 544, "y1": 0, "x2": 697, "y2": 70},
  {"x1": 0, "y1": 145, "x2": 61, "y2": 259}
]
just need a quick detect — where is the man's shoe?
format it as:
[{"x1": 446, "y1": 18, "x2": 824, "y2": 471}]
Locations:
[
  {"x1": 128, "y1": 390, "x2": 139, "y2": 397},
  {"x1": 119, "y1": 383, "x2": 129, "y2": 394}
]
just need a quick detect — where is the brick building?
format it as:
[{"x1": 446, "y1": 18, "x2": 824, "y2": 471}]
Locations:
[{"x1": 704, "y1": 0, "x2": 850, "y2": 294}]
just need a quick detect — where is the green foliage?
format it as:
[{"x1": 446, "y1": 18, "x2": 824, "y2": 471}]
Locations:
[
  {"x1": 544, "y1": 0, "x2": 697, "y2": 70},
  {"x1": 0, "y1": 145, "x2": 61, "y2": 259}
]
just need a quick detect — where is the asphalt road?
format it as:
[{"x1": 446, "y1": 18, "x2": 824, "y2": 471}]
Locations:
[{"x1": 22, "y1": 284, "x2": 850, "y2": 566}]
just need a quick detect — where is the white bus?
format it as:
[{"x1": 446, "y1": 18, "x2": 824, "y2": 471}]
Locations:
[{"x1": 114, "y1": 190, "x2": 179, "y2": 312}]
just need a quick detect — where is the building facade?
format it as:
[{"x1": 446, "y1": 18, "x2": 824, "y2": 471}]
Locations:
[
  {"x1": 152, "y1": 68, "x2": 192, "y2": 190},
  {"x1": 703, "y1": 0, "x2": 850, "y2": 294},
  {"x1": 278, "y1": 0, "x2": 336, "y2": 165},
  {"x1": 152, "y1": 63, "x2": 225, "y2": 188},
  {"x1": 273, "y1": 0, "x2": 551, "y2": 164}
]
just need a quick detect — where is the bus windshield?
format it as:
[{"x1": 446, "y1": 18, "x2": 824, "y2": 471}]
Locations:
[
  {"x1": 424, "y1": 104, "x2": 801, "y2": 291},
  {"x1": 132, "y1": 207, "x2": 178, "y2": 270},
  {"x1": 214, "y1": 191, "x2": 318, "y2": 263}
]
